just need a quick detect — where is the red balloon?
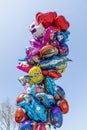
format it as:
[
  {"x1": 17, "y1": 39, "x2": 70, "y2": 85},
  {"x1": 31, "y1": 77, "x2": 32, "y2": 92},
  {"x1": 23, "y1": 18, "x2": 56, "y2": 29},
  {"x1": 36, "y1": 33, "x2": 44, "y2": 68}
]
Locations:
[
  {"x1": 42, "y1": 70, "x2": 62, "y2": 78},
  {"x1": 15, "y1": 107, "x2": 29, "y2": 123},
  {"x1": 58, "y1": 99, "x2": 69, "y2": 114},
  {"x1": 36, "y1": 12, "x2": 57, "y2": 28},
  {"x1": 16, "y1": 93, "x2": 25, "y2": 104},
  {"x1": 55, "y1": 16, "x2": 70, "y2": 31}
]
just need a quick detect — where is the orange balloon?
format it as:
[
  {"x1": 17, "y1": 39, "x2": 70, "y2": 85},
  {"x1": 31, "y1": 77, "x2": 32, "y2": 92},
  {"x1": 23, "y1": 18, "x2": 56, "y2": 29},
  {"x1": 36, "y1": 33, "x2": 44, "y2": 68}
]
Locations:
[
  {"x1": 16, "y1": 93, "x2": 25, "y2": 104},
  {"x1": 40, "y1": 45, "x2": 58, "y2": 58},
  {"x1": 58, "y1": 99, "x2": 69, "y2": 114},
  {"x1": 15, "y1": 107, "x2": 29, "y2": 123}
]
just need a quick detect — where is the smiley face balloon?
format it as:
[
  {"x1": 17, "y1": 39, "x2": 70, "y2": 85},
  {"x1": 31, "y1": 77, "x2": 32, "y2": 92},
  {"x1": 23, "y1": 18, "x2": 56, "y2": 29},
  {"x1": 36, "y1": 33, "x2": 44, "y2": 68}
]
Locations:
[{"x1": 28, "y1": 66, "x2": 44, "y2": 85}]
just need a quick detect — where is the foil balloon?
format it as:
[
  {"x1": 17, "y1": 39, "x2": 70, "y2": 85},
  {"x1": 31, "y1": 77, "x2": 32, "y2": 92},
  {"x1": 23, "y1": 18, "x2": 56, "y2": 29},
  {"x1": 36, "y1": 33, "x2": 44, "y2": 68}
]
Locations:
[
  {"x1": 36, "y1": 12, "x2": 57, "y2": 28},
  {"x1": 40, "y1": 55, "x2": 69, "y2": 70},
  {"x1": 16, "y1": 93, "x2": 25, "y2": 104},
  {"x1": 15, "y1": 107, "x2": 29, "y2": 123},
  {"x1": 17, "y1": 62, "x2": 32, "y2": 73},
  {"x1": 54, "y1": 15, "x2": 70, "y2": 31},
  {"x1": 29, "y1": 39, "x2": 44, "y2": 49},
  {"x1": 54, "y1": 31, "x2": 70, "y2": 44},
  {"x1": 51, "y1": 106, "x2": 63, "y2": 128},
  {"x1": 30, "y1": 84, "x2": 45, "y2": 97},
  {"x1": 57, "y1": 98, "x2": 69, "y2": 114},
  {"x1": 20, "y1": 120, "x2": 33, "y2": 130},
  {"x1": 29, "y1": 21, "x2": 45, "y2": 40},
  {"x1": 16, "y1": 93, "x2": 48, "y2": 122},
  {"x1": 43, "y1": 26, "x2": 57, "y2": 44},
  {"x1": 18, "y1": 75, "x2": 30, "y2": 86},
  {"x1": 55, "y1": 62, "x2": 67, "y2": 73},
  {"x1": 33, "y1": 123, "x2": 46, "y2": 130},
  {"x1": 40, "y1": 45, "x2": 58, "y2": 58},
  {"x1": 57, "y1": 43, "x2": 69, "y2": 56},
  {"x1": 54, "y1": 85, "x2": 65, "y2": 99},
  {"x1": 42, "y1": 69, "x2": 62, "y2": 79},
  {"x1": 44, "y1": 77, "x2": 65, "y2": 99},
  {"x1": 36, "y1": 123, "x2": 46, "y2": 130},
  {"x1": 44, "y1": 76, "x2": 55, "y2": 96},
  {"x1": 28, "y1": 66, "x2": 44, "y2": 85},
  {"x1": 36, "y1": 92, "x2": 55, "y2": 108},
  {"x1": 25, "y1": 46, "x2": 40, "y2": 61}
]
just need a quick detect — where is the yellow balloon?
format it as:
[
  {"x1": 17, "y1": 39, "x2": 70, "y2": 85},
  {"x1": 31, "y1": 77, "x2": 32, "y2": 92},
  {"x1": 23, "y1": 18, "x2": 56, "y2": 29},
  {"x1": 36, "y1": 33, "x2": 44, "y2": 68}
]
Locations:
[
  {"x1": 29, "y1": 66, "x2": 44, "y2": 85},
  {"x1": 57, "y1": 68, "x2": 66, "y2": 73}
]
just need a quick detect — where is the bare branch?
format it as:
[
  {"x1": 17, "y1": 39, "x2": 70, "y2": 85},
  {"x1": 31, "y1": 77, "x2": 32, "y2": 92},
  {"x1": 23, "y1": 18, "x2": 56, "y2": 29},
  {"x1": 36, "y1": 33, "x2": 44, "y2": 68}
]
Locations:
[{"x1": 0, "y1": 99, "x2": 19, "y2": 130}]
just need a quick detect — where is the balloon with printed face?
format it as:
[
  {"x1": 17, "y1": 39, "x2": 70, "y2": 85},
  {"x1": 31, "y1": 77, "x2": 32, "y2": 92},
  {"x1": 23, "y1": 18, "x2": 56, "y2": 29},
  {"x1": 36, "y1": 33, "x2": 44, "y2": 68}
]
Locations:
[
  {"x1": 29, "y1": 21, "x2": 45, "y2": 39},
  {"x1": 20, "y1": 120, "x2": 33, "y2": 130},
  {"x1": 28, "y1": 66, "x2": 44, "y2": 85},
  {"x1": 15, "y1": 107, "x2": 29, "y2": 123},
  {"x1": 54, "y1": 31, "x2": 70, "y2": 44}
]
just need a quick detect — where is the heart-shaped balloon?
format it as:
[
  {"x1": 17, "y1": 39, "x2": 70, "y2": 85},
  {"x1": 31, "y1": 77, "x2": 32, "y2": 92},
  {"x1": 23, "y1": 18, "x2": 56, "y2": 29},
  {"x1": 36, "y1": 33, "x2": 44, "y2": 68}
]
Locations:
[
  {"x1": 36, "y1": 12, "x2": 57, "y2": 28},
  {"x1": 55, "y1": 16, "x2": 70, "y2": 31}
]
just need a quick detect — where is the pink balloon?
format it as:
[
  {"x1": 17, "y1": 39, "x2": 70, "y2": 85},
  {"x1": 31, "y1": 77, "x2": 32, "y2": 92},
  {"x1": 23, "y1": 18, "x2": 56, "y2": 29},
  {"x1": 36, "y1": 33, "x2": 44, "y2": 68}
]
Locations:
[
  {"x1": 43, "y1": 26, "x2": 56, "y2": 44},
  {"x1": 29, "y1": 39, "x2": 43, "y2": 49},
  {"x1": 17, "y1": 62, "x2": 32, "y2": 73}
]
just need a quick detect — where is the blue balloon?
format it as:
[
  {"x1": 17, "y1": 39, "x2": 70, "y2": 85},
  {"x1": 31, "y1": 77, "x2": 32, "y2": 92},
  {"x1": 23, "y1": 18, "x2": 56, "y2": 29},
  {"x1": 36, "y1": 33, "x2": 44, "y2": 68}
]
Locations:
[
  {"x1": 45, "y1": 76, "x2": 56, "y2": 96},
  {"x1": 51, "y1": 106, "x2": 63, "y2": 128},
  {"x1": 54, "y1": 31, "x2": 70, "y2": 44},
  {"x1": 36, "y1": 92, "x2": 55, "y2": 108},
  {"x1": 40, "y1": 56, "x2": 62, "y2": 69},
  {"x1": 44, "y1": 76, "x2": 65, "y2": 99},
  {"x1": 40, "y1": 55, "x2": 70, "y2": 70},
  {"x1": 20, "y1": 120, "x2": 33, "y2": 130},
  {"x1": 16, "y1": 94, "x2": 48, "y2": 123}
]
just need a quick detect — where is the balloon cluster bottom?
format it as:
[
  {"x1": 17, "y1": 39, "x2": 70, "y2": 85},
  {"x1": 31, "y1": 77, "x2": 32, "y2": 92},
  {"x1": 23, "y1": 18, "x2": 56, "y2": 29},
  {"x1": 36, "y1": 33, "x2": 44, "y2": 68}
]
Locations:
[{"x1": 15, "y1": 75, "x2": 69, "y2": 130}]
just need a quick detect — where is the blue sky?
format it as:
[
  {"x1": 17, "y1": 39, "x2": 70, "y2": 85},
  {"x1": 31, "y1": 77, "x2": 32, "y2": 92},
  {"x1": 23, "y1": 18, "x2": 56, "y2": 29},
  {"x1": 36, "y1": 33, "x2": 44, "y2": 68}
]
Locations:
[{"x1": 0, "y1": 0, "x2": 87, "y2": 130}]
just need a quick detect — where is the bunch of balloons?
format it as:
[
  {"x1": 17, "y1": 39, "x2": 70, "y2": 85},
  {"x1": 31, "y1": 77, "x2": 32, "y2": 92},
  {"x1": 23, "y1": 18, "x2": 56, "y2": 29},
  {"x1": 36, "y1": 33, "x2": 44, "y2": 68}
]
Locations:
[{"x1": 15, "y1": 11, "x2": 71, "y2": 130}]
